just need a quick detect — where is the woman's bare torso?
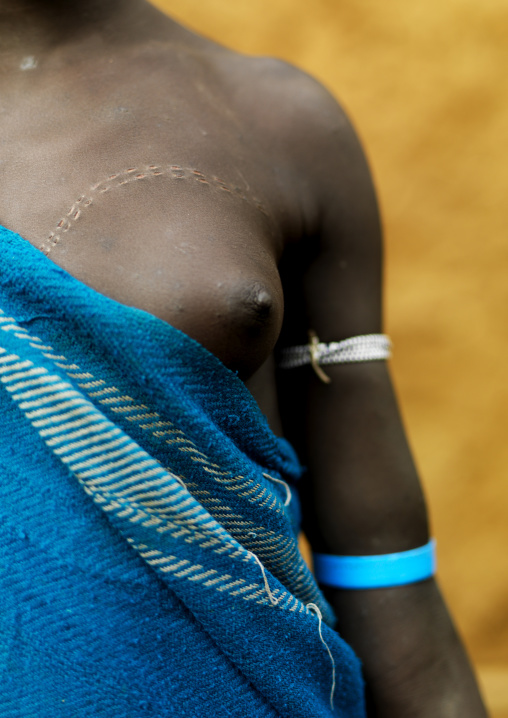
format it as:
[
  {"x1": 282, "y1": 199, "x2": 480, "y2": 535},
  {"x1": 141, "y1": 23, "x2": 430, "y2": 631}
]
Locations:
[
  {"x1": 0, "y1": 21, "x2": 315, "y2": 428},
  {"x1": 0, "y1": 8, "x2": 491, "y2": 716}
]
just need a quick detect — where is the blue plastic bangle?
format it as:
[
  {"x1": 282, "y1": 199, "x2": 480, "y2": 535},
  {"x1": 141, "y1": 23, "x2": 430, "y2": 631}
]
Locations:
[{"x1": 313, "y1": 539, "x2": 437, "y2": 589}]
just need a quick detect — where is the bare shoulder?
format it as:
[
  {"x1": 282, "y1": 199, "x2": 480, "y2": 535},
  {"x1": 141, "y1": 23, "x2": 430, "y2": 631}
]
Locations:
[
  {"x1": 213, "y1": 50, "x2": 354, "y2": 143},
  {"x1": 139, "y1": 21, "x2": 365, "y2": 194},
  {"x1": 206, "y1": 49, "x2": 375, "y2": 225}
]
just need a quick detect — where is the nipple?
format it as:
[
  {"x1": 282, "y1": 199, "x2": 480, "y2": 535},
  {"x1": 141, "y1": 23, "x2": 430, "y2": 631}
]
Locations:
[{"x1": 240, "y1": 284, "x2": 274, "y2": 325}]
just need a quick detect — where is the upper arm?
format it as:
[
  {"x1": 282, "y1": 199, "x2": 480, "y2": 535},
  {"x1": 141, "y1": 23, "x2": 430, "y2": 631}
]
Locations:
[
  {"x1": 274, "y1": 76, "x2": 428, "y2": 553},
  {"x1": 276, "y1": 74, "x2": 383, "y2": 347}
]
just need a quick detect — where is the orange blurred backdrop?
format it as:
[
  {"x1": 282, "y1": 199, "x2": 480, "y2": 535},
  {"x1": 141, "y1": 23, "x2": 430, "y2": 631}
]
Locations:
[{"x1": 150, "y1": 0, "x2": 508, "y2": 712}]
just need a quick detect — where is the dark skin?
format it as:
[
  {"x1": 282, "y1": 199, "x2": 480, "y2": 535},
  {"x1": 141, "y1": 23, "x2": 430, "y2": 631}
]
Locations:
[{"x1": 0, "y1": 1, "x2": 488, "y2": 715}]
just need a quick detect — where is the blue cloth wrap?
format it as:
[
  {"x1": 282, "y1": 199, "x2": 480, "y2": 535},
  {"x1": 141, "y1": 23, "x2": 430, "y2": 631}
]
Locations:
[{"x1": 0, "y1": 226, "x2": 365, "y2": 717}]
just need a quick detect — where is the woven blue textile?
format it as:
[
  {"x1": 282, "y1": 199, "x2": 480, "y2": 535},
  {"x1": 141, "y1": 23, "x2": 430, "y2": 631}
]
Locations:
[{"x1": 0, "y1": 225, "x2": 366, "y2": 717}]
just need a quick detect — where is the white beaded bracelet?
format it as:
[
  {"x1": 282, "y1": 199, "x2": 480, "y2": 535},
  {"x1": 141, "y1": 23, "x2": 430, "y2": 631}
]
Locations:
[{"x1": 279, "y1": 332, "x2": 391, "y2": 383}]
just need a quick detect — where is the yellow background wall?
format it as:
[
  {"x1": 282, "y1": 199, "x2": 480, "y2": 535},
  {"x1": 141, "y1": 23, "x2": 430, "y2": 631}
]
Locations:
[{"x1": 151, "y1": 0, "x2": 508, "y2": 711}]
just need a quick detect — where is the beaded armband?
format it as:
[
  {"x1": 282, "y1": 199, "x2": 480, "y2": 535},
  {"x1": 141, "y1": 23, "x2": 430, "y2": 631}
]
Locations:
[{"x1": 278, "y1": 332, "x2": 391, "y2": 383}]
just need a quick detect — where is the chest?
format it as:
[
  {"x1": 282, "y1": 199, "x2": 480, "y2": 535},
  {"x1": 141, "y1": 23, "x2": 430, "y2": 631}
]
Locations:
[{"x1": 0, "y1": 128, "x2": 290, "y2": 379}]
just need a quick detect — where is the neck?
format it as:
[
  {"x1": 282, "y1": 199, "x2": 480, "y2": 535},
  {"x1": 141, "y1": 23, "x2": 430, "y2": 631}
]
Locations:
[{"x1": 0, "y1": 0, "x2": 163, "y2": 61}]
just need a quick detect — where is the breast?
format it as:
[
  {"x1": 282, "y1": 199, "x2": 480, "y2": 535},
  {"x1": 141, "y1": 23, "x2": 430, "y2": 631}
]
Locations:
[
  {"x1": 168, "y1": 277, "x2": 284, "y2": 379},
  {"x1": 38, "y1": 202, "x2": 284, "y2": 379},
  {"x1": 16, "y1": 154, "x2": 286, "y2": 378}
]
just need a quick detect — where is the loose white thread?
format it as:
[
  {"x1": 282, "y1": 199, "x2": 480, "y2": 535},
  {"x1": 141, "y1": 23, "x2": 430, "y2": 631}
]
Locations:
[
  {"x1": 307, "y1": 603, "x2": 336, "y2": 711},
  {"x1": 249, "y1": 551, "x2": 279, "y2": 606},
  {"x1": 263, "y1": 473, "x2": 291, "y2": 507}
]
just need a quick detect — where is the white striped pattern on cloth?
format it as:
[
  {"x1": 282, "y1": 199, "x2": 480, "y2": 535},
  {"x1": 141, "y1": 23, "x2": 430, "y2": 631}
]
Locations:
[
  {"x1": 0, "y1": 311, "x2": 323, "y2": 610},
  {"x1": 278, "y1": 333, "x2": 391, "y2": 369},
  {"x1": 0, "y1": 319, "x2": 310, "y2": 613}
]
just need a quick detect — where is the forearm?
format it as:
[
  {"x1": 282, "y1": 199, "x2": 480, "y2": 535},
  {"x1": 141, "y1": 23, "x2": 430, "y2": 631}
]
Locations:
[
  {"x1": 280, "y1": 362, "x2": 488, "y2": 717},
  {"x1": 327, "y1": 580, "x2": 488, "y2": 718}
]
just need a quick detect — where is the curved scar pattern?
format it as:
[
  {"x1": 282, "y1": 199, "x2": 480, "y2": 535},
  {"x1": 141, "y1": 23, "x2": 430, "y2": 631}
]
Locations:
[{"x1": 41, "y1": 164, "x2": 267, "y2": 255}]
